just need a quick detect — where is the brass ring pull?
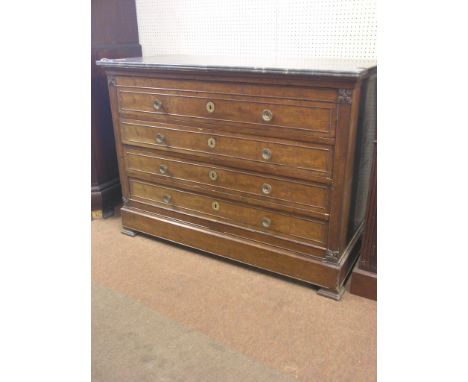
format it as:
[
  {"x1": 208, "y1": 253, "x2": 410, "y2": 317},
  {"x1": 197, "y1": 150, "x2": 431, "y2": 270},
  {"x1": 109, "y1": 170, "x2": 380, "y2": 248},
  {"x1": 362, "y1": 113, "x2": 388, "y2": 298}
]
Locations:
[
  {"x1": 156, "y1": 133, "x2": 165, "y2": 144},
  {"x1": 262, "y1": 109, "x2": 273, "y2": 122},
  {"x1": 261, "y1": 217, "x2": 272, "y2": 228},
  {"x1": 153, "y1": 99, "x2": 163, "y2": 110},
  {"x1": 208, "y1": 137, "x2": 216, "y2": 148},
  {"x1": 209, "y1": 170, "x2": 218, "y2": 181},
  {"x1": 206, "y1": 101, "x2": 215, "y2": 113},
  {"x1": 159, "y1": 164, "x2": 168, "y2": 175},
  {"x1": 211, "y1": 201, "x2": 220, "y2": 211},
  {"x1": 261, "y1": 183, "x2": 272, "y2": 195},
  {"x1": 162, "y1": 195, "x2": 172, "y2": 204},
  {"x1": 261, "y1": 148, "x2": 272, "y2": 161}
]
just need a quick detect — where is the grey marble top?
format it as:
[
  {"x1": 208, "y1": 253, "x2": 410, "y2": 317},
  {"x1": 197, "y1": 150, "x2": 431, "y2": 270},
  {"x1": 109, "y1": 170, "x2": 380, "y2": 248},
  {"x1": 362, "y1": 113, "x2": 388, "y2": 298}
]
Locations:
[{"x1": 96, "y1": 55, "x2": 376, "y2": 78}]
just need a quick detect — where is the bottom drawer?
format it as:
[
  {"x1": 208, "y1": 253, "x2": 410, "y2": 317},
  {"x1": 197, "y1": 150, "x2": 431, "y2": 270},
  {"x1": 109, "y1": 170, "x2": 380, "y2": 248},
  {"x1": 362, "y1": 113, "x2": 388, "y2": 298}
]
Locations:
[{"x1": 129, "y1": 179, "x2": 328, "y2": 247}]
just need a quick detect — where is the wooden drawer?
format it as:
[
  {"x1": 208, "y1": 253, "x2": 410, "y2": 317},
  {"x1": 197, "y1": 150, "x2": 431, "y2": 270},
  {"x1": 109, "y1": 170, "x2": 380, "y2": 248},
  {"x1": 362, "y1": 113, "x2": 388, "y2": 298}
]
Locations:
[
  {"x1": 129, "y1": 179, "x2": 328, "y2": 247},
  {"x1": 121, "y1": 121, "x2": 333, "y2": 182},
  {"x1": 99, "y1": 56, "x2": 377, "y2": 298},
  {"x1": 118, "y1": 89, "x2": 334, "y2": 135},
  {"x1": 115, "y1": 76, "x2": 338, "y2": 103},
  {"x1": 125, "y1": 148, "x2": 329, "y2": 217}
]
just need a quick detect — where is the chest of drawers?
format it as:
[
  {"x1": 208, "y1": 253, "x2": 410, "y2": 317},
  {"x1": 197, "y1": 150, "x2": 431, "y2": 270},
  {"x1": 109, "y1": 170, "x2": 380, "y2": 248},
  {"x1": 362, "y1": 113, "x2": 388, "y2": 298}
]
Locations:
[{"x1": 97, "y1": 56, "x2": 377, "y2": 300}]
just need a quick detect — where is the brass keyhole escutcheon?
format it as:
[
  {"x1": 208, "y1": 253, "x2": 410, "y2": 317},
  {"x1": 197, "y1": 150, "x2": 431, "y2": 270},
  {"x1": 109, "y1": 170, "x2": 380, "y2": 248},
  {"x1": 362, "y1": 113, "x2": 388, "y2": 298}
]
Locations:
[
  {"x1": 162, "y1": 195, "x2": 172, "y2": 204},
  {"x1": 261, "y1": 183, "x2": 272, "y2": 195},
  {"x1": 156, "y1": 133, "x2": 165, "y2": 144},
  {"x1": 209, "y1": 170, "x2": 218, "y2": 181},
  {"x1": 262, "y1": 109, "x2": 273, "y2": 122},
  {"x1": 208, "y1": 137, "x2": 216, "y2": 148},
  {"x1": 261, "y1": 217, "x2": 272, "y2": 228},
  {"x1": 206, "y1": 101, "x2": 215, "y2": 113},
  {"x1": 261, "y1": 148, "x2": 272, "y2": 161},
  {"x1": 159, "y1": 164, "x2": 168, "y2": 175},
  {"x1": 153, "y1": 99, "x2": 163, "y2": 111},
  {"x1": 211, "y1": 201, "x2": 220, "y2": 211}
]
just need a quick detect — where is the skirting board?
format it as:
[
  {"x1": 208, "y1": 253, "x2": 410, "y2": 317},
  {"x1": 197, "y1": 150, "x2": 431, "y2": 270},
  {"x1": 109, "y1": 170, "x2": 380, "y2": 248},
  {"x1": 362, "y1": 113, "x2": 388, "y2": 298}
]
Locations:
[{"x1": 349, "y1": 263, "x2": 377, "y2": 300}]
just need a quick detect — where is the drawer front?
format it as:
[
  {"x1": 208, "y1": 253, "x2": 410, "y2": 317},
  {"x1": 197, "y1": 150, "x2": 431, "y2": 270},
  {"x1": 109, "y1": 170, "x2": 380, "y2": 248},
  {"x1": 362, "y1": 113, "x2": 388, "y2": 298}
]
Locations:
[
  {"x1": 129, "y1": 179, "x2": 328, "y2": 246},
  {"x1": 115, "y1": 76, "x2": 338, "y2": 103},
  {"x1": 121, "y1": 121, "x2": 332, "y2": 178},
  {"x1": 118, "y1": 89, "x2": 334, "y2": 136},
  {"x1": 125, "y1": 149, "x2": 329, "y2": 214}
]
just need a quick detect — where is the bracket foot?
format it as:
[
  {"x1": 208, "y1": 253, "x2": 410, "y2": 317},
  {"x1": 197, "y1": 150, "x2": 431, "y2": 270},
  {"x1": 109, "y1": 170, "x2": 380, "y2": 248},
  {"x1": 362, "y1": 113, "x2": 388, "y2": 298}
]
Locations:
[
  {"x1": 121, "y1": 228, "x2": 137, "y2": 237},
  {"x1": 317, "y1": 286, "x2": 345, "y2": 301}
]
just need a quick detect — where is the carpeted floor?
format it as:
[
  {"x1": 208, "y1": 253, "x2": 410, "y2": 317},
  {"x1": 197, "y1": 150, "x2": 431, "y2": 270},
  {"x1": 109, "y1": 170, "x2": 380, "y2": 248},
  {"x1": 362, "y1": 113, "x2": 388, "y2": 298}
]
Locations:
[{"x1": 92, "y1": 209, "x2": 376, "y2": 382}]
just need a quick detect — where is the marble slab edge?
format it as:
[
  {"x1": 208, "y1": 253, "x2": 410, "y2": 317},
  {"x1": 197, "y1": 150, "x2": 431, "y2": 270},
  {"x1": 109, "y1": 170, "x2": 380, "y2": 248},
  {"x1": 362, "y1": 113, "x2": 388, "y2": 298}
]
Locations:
[{"x1": 96, "y1": 59, "x2": 375, "y2": 79}]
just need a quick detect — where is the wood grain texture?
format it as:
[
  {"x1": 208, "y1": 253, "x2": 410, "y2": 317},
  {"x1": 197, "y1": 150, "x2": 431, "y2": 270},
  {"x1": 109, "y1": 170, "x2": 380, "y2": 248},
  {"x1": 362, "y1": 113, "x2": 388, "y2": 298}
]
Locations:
[
  {"x1": 125, "y1": 147, "x2": 329, "y2": 217},
  {"x1": 115, "y1": 75, "x2": 339, "y2": 102},
  {"x1": 109, "y1": 70, "x2": 348, "y2": 145},
  {"x1": 99, "y1": 61, "x2": 376, "y2": 298},
  {"x1": 121, "y1": 207, "x2": 338, "y2": 289},
  {"x1": 127, "y1": 198, "x2": 328, "y2": 258},
  {"x1": 129, "y1": 179, "x2": 328, "y2": 246},
  {"x1": 120, "y1": 120, "x2": 333, "y2": 181},
  {"x1": 349, "y1": 265, "x2": 377, "y2": 301},
  {"x1": 118, "y1": 89, "x2": 334, "y2": 134}
]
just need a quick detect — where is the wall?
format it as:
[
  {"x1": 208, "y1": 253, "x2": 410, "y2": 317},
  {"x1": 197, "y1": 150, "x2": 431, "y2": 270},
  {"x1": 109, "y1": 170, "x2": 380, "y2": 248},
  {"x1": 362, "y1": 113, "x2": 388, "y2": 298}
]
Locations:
[{"x1": 135, "y1": 0, "x2": 377, "y2": 60}]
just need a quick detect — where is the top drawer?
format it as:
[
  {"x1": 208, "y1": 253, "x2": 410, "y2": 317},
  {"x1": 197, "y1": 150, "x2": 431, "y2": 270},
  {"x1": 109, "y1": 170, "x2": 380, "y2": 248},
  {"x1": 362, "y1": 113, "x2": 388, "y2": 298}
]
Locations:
[{"x1": 115, "y1": 77, "x2": 337, "y2": 141}]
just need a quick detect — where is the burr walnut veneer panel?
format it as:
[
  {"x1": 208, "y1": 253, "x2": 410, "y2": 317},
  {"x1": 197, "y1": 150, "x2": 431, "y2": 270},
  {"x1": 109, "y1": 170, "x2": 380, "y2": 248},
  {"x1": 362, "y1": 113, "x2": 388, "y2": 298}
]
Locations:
[{"x1": 97, "y1": 56, "x2": 376, "y2": 300}]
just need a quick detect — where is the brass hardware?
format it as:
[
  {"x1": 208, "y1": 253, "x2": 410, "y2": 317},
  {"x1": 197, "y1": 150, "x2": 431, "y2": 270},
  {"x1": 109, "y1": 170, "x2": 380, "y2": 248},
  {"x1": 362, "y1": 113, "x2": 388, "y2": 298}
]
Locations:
[
  {"x1": 206, "y1": 101, "x2": 215, "y2": 113},
  {"x1": 337, "y1": 89, "x2": 353, "y2": 104},
  {"x1": 324, "y1": 250, "x2": 340, "y2": 263},
  {"x1": 159, "y1": 164, "x2": 168, "y2": 174},
  {"x1": 153, "y1": 99, "x2": 163, "y2": 110},
  {"x1": 261, "y1": 148, "x2": 272, "y2": 161},
  {"x1": 208, "y1": 137, "x2": 216, "y2": 148},
  {"x1": 261, "y1": 217, "x2": 272, "y2": 228},
  {"x1": 156, "y1": 133, "x2": 165, "y2": 144},
  {"x1": 209, "y1": 170, "x2": 218, "y2": 181},
  {"x1": 261, "y1": 183, "x2": 272, "y2": 195},
  {"x1": 262, "y1": 109, "x2": 273, "y2": 122},
  {"x1": 211, "y1": 201, "x2": 220, "y2": 211},
  {"x1": 162, "y1": 195, "x2": 172, "y2": 204}
]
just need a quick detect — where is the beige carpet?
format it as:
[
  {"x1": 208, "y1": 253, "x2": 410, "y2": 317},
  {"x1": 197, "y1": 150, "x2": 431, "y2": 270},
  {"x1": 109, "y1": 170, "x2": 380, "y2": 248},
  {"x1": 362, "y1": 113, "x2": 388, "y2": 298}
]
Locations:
[{"x1": 92, "y1": 209, "x2": 376, "y2": 382}]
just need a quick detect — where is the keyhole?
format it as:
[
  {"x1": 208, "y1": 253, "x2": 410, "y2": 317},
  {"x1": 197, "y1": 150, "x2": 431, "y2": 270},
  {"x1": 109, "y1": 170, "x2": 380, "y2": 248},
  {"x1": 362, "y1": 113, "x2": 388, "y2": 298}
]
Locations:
[
  {"x1": 206, "y1": 101, "x2": 215, "y2": 113},
  {"x1": 211, "y1": 201, "x2": 220, "y2": 211}
]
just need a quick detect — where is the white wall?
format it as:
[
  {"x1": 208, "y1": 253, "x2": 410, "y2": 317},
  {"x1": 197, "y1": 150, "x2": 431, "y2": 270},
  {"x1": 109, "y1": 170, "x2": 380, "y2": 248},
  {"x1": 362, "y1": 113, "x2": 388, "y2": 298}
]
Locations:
[{"x1": 135, "y1": 0, "x2": 376, "y2": 60}]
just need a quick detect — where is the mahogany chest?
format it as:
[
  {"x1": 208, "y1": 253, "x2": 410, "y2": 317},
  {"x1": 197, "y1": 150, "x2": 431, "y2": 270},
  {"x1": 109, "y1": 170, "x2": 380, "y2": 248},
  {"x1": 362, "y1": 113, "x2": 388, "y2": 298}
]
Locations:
[{"x1": 97, "y1": 56, "x2": 377, "y2": 300}]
